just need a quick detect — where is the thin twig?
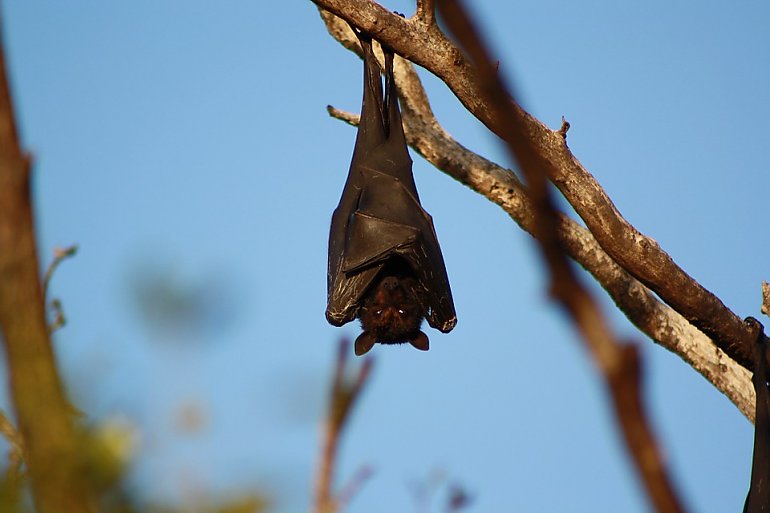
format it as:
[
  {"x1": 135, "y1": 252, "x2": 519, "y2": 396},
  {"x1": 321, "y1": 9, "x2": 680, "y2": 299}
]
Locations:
[
  {"x1": 320, "y1": 12, "x2": 754, "y2": 421},
  {"x1": 336, "y1": 464, "x2": 374, "y2": 511},
  {"x1": 435, "y1": 1, "x2": 686, "y2": 511},
  {"x1": 41, "y1": 245, "x2": 77, "y2": 333},
  {"x1": 0, "y1": 409, "x2": 25, "y2": 475},
  {"x1": 42, "y1": 245, "x2": 78, "y2": 301},
  {"x1": 313, "y1": 341, "x2": 374, "y2": 513}
]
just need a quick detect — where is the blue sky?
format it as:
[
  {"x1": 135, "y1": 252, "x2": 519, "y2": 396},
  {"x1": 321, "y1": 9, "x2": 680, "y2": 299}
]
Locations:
[{"x1": 1, "y1": 1, "x2": 769, "y2": 512}]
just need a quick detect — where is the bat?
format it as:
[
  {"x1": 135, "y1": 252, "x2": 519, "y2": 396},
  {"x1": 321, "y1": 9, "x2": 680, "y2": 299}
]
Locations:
[
  {"x1": 326, "y1": 29, "x2": 456, "y2": 356},
  {"x1": 745, "y1": 325, "x2": 770, "y2": 513}
]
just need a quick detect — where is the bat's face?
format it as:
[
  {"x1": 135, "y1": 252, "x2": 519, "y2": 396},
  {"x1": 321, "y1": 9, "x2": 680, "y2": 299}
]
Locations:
[
  {"x1": 354, "y1": 272, "x2": 430, "y2": 355},
  {"x1": 359, "y1": 275, "x2": 423, "y2": 341}
]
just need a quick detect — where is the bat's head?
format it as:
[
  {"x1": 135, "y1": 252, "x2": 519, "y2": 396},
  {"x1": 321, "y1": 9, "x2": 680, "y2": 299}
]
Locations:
[{"x1": 355, "y1": 268, "x2": 429, "y2": 355}]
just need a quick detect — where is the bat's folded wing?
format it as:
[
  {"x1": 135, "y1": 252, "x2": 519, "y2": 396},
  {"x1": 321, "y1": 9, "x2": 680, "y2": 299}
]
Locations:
[
  {"x1": 343, "y1": 213, "x2": 419, "y2": 273},
  {"x1": 326, "y1": 265, "x2": 378, "y2": 327},
  {"x1": 326, "y1": 170, "x2": 456, "y2": 333}
]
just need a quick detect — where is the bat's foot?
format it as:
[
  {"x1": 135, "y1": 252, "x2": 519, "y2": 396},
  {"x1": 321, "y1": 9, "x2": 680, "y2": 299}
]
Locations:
[
  {"x1": 355, "y1": 331, "x2": 377, "y2": 356},
  {"x1": 408, "y1": 331, "x2": 429, "y2": 351}
]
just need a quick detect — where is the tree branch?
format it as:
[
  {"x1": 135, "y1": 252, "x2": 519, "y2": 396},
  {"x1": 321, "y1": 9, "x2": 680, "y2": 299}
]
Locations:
[
  {"x1": 308, "y1": 0, "x2": 758, "y2": 372},
  {"x1": 42, "y1": 245, "x2": 78, "y2": 301},
  {"x1": 42, "y1": 245, "x2": 77, "y2": 334},
  {"x1": 415, "y1": 0, "x2": 435, "y2": 25},
  {"x1": 435, "y1": 1, "x2": 685, "y2": 510},
  {"x1": 320, "y1": 12, "x2": 754, "y2": 420},
  {"x1": 312, "y1": 341, "x2": 374, "y2": 513},
  {"x1": 0, "y1": 22, "x2": 96, "y2": 513}
]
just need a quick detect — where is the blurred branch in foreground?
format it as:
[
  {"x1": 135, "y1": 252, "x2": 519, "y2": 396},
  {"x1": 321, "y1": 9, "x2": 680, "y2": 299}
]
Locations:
[
  {"x1": 42, "y1": 245, "x2": 78, "y2": 300},
  {"x1": 42, "y1": 245, "x2": 78, "y2": 334},
  {"x1": 0, "y1": 411, "x2": 23, "y2": 461},
  {"x1": 312, "y1": 341, "x2": 374, "y2": 513},
  {"x1": 0, "y1": 19, "x2": 96, "y2": 513},
  {"x1": 435, "y1": 1, "x2": 685, "y2": 511}
]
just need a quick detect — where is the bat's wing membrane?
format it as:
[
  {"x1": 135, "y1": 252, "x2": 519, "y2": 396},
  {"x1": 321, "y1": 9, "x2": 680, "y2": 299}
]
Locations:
[
  {"x1": 326, "y1": 184, "x2": 376, "y2": 327},
  {"x1": 343, "y1": 213, "x2": 419, "y2": 273}
]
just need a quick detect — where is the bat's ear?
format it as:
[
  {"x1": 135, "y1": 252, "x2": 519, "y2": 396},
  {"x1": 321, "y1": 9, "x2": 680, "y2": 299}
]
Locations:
[
  {"x1": 355, "y1": 331, "x2": 377, "y2": 356},
  {"x1": 409, "y1": 331, "x2": 430, "y2": 352}
]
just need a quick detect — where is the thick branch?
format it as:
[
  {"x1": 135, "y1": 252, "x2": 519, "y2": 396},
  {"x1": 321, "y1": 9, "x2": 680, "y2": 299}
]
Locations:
[
  {"x1": 321, "y1": 12, "x2": 753, "y2": 420},
  {"x1": 309, "y1": 0, "x2": 757, "y2": 372},
  {"x1": 0, "y1": 25, "x2": 95, "y2": 513}
]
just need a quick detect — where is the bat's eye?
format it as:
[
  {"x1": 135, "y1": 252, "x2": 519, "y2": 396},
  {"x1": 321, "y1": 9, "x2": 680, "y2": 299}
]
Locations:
[
  {"x1": 375, "y1": 309, "x2": 383, "y2": 316},
  {"x1": 397, "y1": 309, "x2": 405, "y2": 315}
]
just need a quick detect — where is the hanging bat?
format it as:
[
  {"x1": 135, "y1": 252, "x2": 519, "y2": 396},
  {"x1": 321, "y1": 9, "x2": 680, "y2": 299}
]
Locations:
[
  {"x1": 744, "y1": 320, "x2": 770, "y2": 513},
  {"x1": 326, "y1": 29, "x2": 456, "y2": 356}
]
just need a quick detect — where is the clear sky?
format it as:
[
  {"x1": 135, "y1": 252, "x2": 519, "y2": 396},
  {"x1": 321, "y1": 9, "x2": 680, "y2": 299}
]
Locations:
[{"x1": 1, "y1": 1, "x2": 769, "y2": 512}]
